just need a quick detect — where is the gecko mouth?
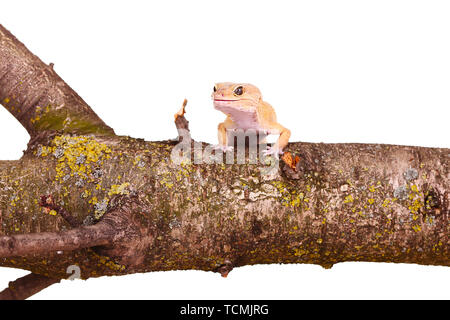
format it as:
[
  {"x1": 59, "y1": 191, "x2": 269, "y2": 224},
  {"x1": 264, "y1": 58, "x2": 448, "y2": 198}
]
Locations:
[{"x1": 214, "y1": 98, "x2": 256, "y2": 111}]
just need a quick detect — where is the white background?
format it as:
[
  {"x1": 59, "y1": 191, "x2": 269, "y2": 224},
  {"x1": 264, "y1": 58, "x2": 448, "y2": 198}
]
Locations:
[{"x1": 0, "y1": 0, "x2": 448, "y2": 299}]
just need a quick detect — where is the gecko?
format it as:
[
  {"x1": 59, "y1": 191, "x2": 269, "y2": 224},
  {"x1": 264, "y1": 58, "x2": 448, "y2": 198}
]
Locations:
[{"x1": 212, "y1": 82, "x2": 291, "y2": 157}]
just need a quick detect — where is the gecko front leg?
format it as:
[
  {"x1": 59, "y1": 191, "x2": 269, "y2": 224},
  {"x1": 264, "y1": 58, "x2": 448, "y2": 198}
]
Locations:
[
  {"x1": 214, "y1": 116, "x2": 235, "y2": 152},
  {"x1": 262, "y1": 123, "x2": 291, "y2": 158}
]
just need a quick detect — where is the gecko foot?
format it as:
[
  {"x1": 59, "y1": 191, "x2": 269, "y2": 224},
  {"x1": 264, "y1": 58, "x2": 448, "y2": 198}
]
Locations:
[{"x1": 262, "y1": 145, "x2": 284, "y2": 158}]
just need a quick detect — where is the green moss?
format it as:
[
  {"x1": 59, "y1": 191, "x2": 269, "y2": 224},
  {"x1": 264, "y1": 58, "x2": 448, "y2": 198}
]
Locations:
[{"x1": 33, "y1": 109, "x2": 113, "y2": 135}]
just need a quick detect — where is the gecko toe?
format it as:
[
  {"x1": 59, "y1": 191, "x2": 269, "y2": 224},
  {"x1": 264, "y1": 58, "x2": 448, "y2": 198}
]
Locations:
[{"x1": 263, "y1": 146, "x2": 283, "y2": 158}]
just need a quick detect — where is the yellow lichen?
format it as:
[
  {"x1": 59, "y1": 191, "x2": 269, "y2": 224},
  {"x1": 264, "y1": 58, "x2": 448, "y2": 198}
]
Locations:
[
  {"x1": 408, "y1": 199, "x2": 422, "y2": 214},
  {"x1": 37, "y1": 135, "x2": 112, "y2": 184},
  {"x1": 89, "y1": 196, "x2": 98, "y2": 205},
  {"x1": 108, "y1": 182, "x2": 130, "y2": 196},
  {"x1": 294, "y1": 248, "x2": 307, "y2": 256},
  {"x1": 344, "y1": 194, "x2": 354, "y2": 203},
  {"x1": 95, "y1": 253, "x2": 126, "y2": 272}
]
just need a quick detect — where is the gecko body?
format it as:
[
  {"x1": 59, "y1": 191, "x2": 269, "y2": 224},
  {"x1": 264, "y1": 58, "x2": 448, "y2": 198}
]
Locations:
[{"x1": 212, "y1": 82, "x2": 290, "y2": 157}]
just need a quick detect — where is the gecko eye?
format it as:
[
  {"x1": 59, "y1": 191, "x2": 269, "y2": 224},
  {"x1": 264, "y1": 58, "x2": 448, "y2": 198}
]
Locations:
[
  {"x1": 233, "y1": 86, "x2": 243, "y2": 96},
  {"x1": 213, "y1": 86, "x2": 217, "y2": 92}
]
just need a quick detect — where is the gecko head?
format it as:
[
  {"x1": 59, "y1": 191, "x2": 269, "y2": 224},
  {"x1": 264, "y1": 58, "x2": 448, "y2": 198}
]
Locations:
[{"x1": 212, "y1": 82, "x2": 262, "y2": 112}]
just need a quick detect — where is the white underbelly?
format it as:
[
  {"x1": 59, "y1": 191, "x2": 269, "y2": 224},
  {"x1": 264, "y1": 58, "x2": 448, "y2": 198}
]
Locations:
[
  {"x1": 227, "y1": 109, "x2": 259, "y2": 130},
  {"x1": 215, "y1": 103, "x2": 264, "y2": 131},
  {"x1": 232, "y1": 117, "x2": 260, "y2": 130}
]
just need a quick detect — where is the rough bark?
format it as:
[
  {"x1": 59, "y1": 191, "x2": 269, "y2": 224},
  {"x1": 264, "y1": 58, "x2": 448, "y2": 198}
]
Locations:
[
  {"x1": 0, "y1": 24, "x2": 114, "y2": 137},
  {"x1": 0, "y1": 23, "x2": 448, "y2": 299}
]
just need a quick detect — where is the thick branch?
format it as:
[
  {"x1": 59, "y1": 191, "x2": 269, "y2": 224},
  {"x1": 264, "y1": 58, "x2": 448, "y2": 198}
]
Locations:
[
  {"x1": 0, "y1": 24, "x2": 114, "y2": 137},
  {"x1": 0, "y1": 222, "x2": 115, "y2": 258},
  {"x1": 0, "y1": 273, "x2": 60, "y2": 300},
  {"x1": 0, "y1": 24, "x2": 447, "y2": 300}
]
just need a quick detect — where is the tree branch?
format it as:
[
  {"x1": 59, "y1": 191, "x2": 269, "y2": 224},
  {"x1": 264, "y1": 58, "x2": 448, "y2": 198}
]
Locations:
[
  {"x1": 0, "y1": 222, "x2": 115, "y2": 258},
  {"x1": 0, "y1": 24, "x2": 114, "y2": 137},
  {"x1": 0, "y1": 23, "x2": 447, "y2": 300},
  {"x1": 0, "y1": 273, "x2": 60, "y2": 300}
]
